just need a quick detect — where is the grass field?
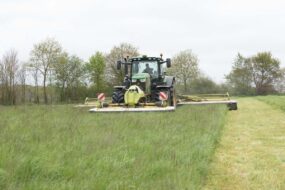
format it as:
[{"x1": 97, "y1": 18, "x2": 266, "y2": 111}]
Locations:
[
  {"x1": 0, "y1": 104, "x2": 227, "y2": 190},
  {"x1": 257, "y1": 95, "x2": 285, "y2": 111},
  {"x1": 204, "y1": 97, "x2": 285, "y2": 190}
]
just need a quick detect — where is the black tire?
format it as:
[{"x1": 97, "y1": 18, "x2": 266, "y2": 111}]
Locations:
[
  {"x1": 112, "y1": 90, "x2": 124, "y2": 103},
  {"x1": 154, "y1": 90, "x2": 160, "y2": 102},
  {"x1": 167, "y1": 88, "x2": 176, "y2": 107},
  {"x1": 170, "y1": 88, "x2": 176, "y2": 107},
  {"x1": 228, "y1": 102, "x2": 238, "y2": 110},
  {"x1": 154, "y1": 89, "x2": 174, "y2": 106}
]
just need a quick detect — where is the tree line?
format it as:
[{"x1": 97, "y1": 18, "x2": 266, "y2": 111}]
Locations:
[
  {"x1": 226, "y1": 52, "x2": 285, "y2": 95},
  {"x1": 0, "y1": 38, "x2": 284, "y2": 105}
]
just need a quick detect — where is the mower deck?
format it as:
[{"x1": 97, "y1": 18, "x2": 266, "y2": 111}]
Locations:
[
  {"x1": 178, "y1": 100, "x2": 237, "y2": 105},
  {"x1": 89, "y1": 106, "x2": 176, "y2": 113}
]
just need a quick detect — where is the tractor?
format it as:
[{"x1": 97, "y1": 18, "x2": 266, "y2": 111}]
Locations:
[
  {"x1": 111, "y1": 55, "x2": 176, "y2": 107},
  {"x1": 82, "y1": 55, "x2": 237, "y2": 112}
]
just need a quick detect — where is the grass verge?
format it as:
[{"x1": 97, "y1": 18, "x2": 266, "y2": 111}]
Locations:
[{"x1": 256, "y1": 95, "x2": 285, "y2": 111}]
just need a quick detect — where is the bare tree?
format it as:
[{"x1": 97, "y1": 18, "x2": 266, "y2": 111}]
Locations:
[
  {"x1": 169, "y1": 50, "x2": 199, "y2": 93},
  {"x1": 0, "y1": 60, "x2": 4, "y2": 103},
  {"x1": 18, "y1": 64, "x2": 27, "y2": 103},
  {"x1": 0, "y1": 50, "x2": 19, "y2": 105},
  {"x1": 30, "y1": 38, "x2": 62, "y2": 104},
  {"x1": 29, "y1": 67, "x2": 40, "y2": 104},
  {"x1": 105, "y1": 43, "x2": 139, "y2": 86},
  {"x1": 48, "y1": 68, "x2": 55, "y2": 103}
]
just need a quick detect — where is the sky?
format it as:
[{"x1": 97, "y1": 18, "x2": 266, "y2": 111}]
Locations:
[{"x1": 1, "y1": 0, "x2": 285, "y2": 82}]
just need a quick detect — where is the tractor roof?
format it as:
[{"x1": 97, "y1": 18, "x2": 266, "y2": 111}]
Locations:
[{"x1": 130, "y1": 56, "x2": 163, "y2": 62}]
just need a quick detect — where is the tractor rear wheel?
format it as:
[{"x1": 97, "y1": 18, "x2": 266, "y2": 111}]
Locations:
[{"x1": 112, "y1": 90, "x2": 124, "y2": 103}]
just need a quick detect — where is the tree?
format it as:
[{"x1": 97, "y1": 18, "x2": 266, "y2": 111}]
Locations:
[
  {"x1": 29, "y1": 66, "x2": 40, "y2": 103},
  {"x1": 169, "y1": 50, "x2": 199, "y2": 93},
  {"x1": 29, "y1": 38, "x2": 62, "y2": 104},
  {"x1": 105, "y1": 43, "x2": 139, "y2": 86},
  {"x1": 274, "y1": 68, "x2": 285, "y2": 93},
  {"x1": 190, "y1": 74, "x2": 221, "y2": 94},
  {"x1": 86, "y1": 52, "x2": 106, "y2": 93},
  {"x1": 0, "y1": 50, "x2": 19, "y2": 105},
  {"x1": 54, "y1": 52, "x2": 68, "y2": 101},
  {"x1": 225, "y1": 53, "x2": 254, "y2": 95},
  {"x1": 54, "y1": 53, "x2": 85, "y2": 102},
  {"x1": 18, "y1": 64, "x2": 27, "y2": 103},
  {"x1": 226, "y1": 52, "x2": 282, "y2": 95},
  {"x1": 251, "y1": 52, "x2": 281, "y2": 95}
]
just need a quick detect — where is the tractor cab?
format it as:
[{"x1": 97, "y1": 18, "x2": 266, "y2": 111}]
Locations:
[
  {"x1": 130, "y1": 56, "x2": 169, "y2": 94},
  {"x1": 132, "y1": 59, "x2": 159, "y2": 78},
  {"x1": 130, "y1": 56, "x2": 171, "y2": 78},
  {"x1": 117, "y1": 56, "x2": 171, "y2": 90}
]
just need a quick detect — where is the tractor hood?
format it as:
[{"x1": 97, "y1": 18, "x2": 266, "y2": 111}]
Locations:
[
  {"x1": 131, "y1": 73, "x2": 151, "y2": 94},
  {"x1": 132, "y1": 73, "x2": 150, "y2": 81}
]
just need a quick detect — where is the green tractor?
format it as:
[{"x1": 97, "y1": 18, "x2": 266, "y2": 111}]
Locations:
[{"x1": 112, "y1": 55, "x2": 176, "y2": 107}]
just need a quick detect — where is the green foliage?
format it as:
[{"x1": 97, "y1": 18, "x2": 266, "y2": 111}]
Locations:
[
  {"x1": 175, "y1": 75, "x2": 227, "y2": 95},
  {"x1": 54, "y1": 53, "x2": 86, "y2": 102},
  {"x1": 86, "y1": 52, "x2": 106, "y2": 93},
  {"x1": 251, "y1": 52, "x2": 281, "y2": 95},
  {"x1": 226, "y1": 53, "x2": 255, "y2": 95},
  {"x1": 256, "y1": 95, "x2": 285, "y2": 111},
  {"x1": 189, "y1": 75, "x2": 221, "y2": 94},
  {"x1": 0, "y1": 104, "x2": 227, "y2": 189},
  {"x1": 226, "y1": 52, "x2": 282, "y2": 95}
]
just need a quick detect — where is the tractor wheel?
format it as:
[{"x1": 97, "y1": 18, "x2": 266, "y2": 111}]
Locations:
[
  {"x1": 112, "y1": 90, "x2": 124, "y2": 103},
  {"x1": 154, "y1": 90, "x2": 161, "y2": 102},
  {"x1": 155, "y1": 89, "x2": 174, "y2": 106},
  {"x1": 170, "y1": 89, "x2": 176, "y2": 107},
  {"x1": 168, "y1": 89, "x2": 177, "y2": 107}
]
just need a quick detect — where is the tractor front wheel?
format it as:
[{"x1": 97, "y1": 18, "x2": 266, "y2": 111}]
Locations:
[
  {"x1": 155, "y1": 89, "x2": 175, "y2": 106},
  {"x1": 112, "y1": 90, "x2": 124, "y2": 103},
  {"x1": 168, "y1": 88, "x2": 177, "y2": 107}
]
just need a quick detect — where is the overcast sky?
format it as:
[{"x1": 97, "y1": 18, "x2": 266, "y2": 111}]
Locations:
[{"x1": 1, "y1": 0, "x2": 285, "y2": 82}]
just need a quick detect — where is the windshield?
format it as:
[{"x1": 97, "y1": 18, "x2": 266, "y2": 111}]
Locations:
[{"x1": 132, "y1": 61, "x2": 158, "y2": 77}]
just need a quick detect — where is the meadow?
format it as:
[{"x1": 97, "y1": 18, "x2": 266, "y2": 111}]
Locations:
[{"x1": 0, "y1": 104, "x2": 227, "y2": 190}]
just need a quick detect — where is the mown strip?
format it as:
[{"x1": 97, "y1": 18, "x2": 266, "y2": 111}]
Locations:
[
  {"x1": 0, "y1": 104, "x2": 227, "y2": 190},
  {"x1": 204, "y1": 98, "x2": 285, "y2": 190}
]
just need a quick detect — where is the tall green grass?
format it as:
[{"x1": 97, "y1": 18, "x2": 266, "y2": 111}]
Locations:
[
  {"x1": 0, "y1": 104, "x2": 227, "y2": 190},
  {"x1": 256, "y1": 95, "x2": 285, "y2": 111}
]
